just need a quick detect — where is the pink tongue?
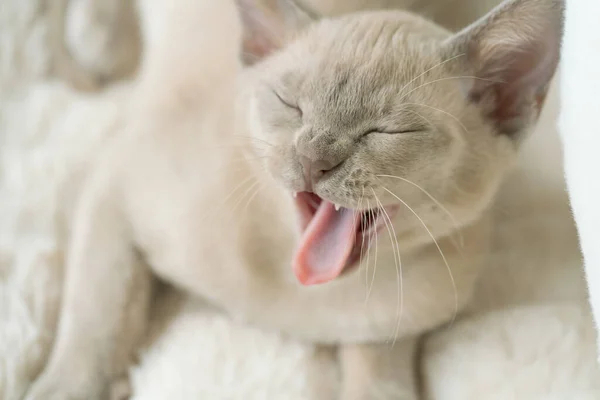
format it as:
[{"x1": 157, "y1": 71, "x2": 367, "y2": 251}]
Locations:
[{"x1": 293, "y1": 201, "x2": 360, "y2": 286}]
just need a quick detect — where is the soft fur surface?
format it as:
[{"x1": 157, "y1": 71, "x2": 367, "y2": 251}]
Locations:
[{"x1": 2, "y1": 0, "x2": 600, "y2": 399}]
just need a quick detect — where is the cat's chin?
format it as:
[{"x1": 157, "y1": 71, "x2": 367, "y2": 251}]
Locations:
[{"x1": 292, "y1": 191, "x2": 398, "y2": 286}]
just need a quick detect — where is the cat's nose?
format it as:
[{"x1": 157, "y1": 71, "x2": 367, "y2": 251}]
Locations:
[{"x1": 299, "y1": 156, "x2": 339, "y2": 191}]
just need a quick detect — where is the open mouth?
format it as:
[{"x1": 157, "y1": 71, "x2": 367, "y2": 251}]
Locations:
[{"x1": 293, "y1": 192, "x2": 396, "y2": 286}]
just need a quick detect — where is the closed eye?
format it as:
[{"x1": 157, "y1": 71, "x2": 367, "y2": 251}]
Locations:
[
  {"x1": 364, "y1": 128, "x2": 423, "y2": 135},
  {"x1": 273, "y1": 90, "x2": 303, "y2": 117}
]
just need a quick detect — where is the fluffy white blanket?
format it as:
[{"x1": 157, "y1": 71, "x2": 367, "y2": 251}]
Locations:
[{"x1": 2, "y1": 1, "x2": 600, "y2": 399}]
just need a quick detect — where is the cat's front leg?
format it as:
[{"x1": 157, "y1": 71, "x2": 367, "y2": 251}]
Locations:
[
  {"x1": 339, "y1": 336, "x2": 420, "y2": 400},
  {"x1": 25, "y1": 182, "x2": 152, "y2": 400}
]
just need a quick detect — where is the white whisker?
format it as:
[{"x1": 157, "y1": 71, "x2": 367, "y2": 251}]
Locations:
[
  {"x1": 233, "y1": 135, "x2": 275, "y2": 147},
  {"x1": 402, "y1": 108, "x2": 437, "y2": 132},
  {"x1": 364, "y1": 199, "x2": 373, "y2": 301},
  {"x1": 230, "y1": 180, "x2": 261, "y2": 217},
  {"x1": 399, "y1": 75, "x2": 502, "y2": 103},
  {"x1": 239, "y1": 183, "x2": 264, "y2": 223},
  {"x1": 381, "y1": 186, "x2": 459, "y2": 325},
  {"x1": 398, "y1": 53, "x2": 466, "y2": 98},
  {"x1": 356, "y1": 190, "x2": 369, "y2": 296},
  {"x1": 376, "y1": 174, "x2": 464, "y2": 248},
  {"x1": 222, "y1": 175, "x2": 257, "y2": 204},
  {"x1": 365, "y1": 203, "x2": 377, "y2": 303},
  {"x1": 402, "y1": 102, "x2": 472, "y2": 138},
  {"x1": 344, "y1": 194, "x2": 362, "y2": 262},
  {"x1": 370, "y1": 208, "x2": 379, "y2": 303},
  {"x1": 372, "y1": 189, "x2": 403, "y2": 346},
  {"x1": 196, "y1": 175, "x2": 257, "y2": 224},
  {"x1": 209, "y1": 144, "x2": 270, "y2": 152}
]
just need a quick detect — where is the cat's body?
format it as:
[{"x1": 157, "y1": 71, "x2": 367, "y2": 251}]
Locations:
[{"x1": 27, "y1": 0, "x2": 563, "y2": 399}]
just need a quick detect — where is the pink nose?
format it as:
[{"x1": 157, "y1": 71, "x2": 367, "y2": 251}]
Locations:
[{"x1": 299, "y1": 156, "x2": 337, "y2": 191}]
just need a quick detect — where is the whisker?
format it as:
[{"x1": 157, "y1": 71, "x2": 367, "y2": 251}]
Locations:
[
  {"x1": 196, "y1": 175, "x2": 259, "y2": 226},
  {"x1": 224, "y1": 155, "x2": 272, "y2": 166},
  {"x1": 232, "y1": 135, "x2": 275, "y2": 147},
  {"x1": 398, "y1": 75, "x2": 503, "y2": 103},
  {"x1": 227, "y1": 151, "x2": 275, "y2": 168},
  {"x1": 372, "y1": 190, "x2": 404, "y2": 346},
  {"x1": 398, "y1": 53, "x2": 466, "y2": 98},
  {"x1": 376, "y1": 174, "x2": 464, "y2": 248},
  {"x1": 222, "y1": 175, "x2": 258, "y2": 205},
  {"x1": 402, "y1": 108, "x2": 437, "y2": 132},
  {"x1": 401, "y1": 102, "x2": 472, "y2": 138},
  {"x1": 209, "y1": 142, "x2": 270, "y2": 149},
  {"x1": 381, "y1": 186, "x2": 459, "y2": 326},
  {"x1": 239, "y1": 182, "x2": 264, "y2": 223},
  {"x1": 229, "y1": 180, "x2": 262, "y2": 217},
  {"x1": 365, "y1": 206, "x2": 380, "y2": 303},
  {"x1": 364, "y1": 200, "x2": 375, "y2": 303},
  {"x1": 370, "y1": 207, "x2": 379, "y2": 304},
  {"x1": 356, "y1": 189, "x2": 369, "y2": 296},
  {"x1": 206, "y1": 145, "x2": 271, "y2": 157},
  {"x1": 343, "y1": 194, "x2": 362, "y2": 263}
]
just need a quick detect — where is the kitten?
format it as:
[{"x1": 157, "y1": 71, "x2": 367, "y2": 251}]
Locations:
[{"x1": 26, "y1": 0, "x2": 563, "y2": 399}]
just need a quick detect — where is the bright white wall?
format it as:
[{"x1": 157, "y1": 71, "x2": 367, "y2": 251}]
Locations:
[{"x1": 559, "y1": 0, "x2": 600, "y2": 357}]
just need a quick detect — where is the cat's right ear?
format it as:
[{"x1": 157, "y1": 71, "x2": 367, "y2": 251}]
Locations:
[
  {"x1": 236, "y1": 0, "x2": 317, "y2": 65},
  {"x1": 443, "y1": 0, "x2": 564, "y2": 139}
]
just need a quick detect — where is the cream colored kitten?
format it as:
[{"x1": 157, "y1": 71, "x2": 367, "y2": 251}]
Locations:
[{"x1": 26, "y1": 0, "x2": 563, "y2": 399}]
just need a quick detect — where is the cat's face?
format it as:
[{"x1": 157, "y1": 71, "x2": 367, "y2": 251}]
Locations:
[
  {"x1": 248, "y1": 12, "x2": 509, "y2": 225},
  {"x1": 237, "y1": 0, "x2": 563, "y2": 284}
]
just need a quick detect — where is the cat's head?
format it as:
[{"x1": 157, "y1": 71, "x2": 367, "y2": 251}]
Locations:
[{"x1": 236, "y1": 0, "x2": 563, "y2": 285}]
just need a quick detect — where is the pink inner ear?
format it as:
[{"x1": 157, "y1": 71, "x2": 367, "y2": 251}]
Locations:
[
  {"x1": 468, "y1": 35, "x2": 560, "y2": 134},
  {"x1": 238, "y1": 0, "x2": 284, "y2": 65},
  {"x1": 242, "y1": 33, "x2": 276, "y2": 64},
  {"x1": 489, "y1": 49, "x2": 544, "y2": 121},
  {"x1": 455, "y1": 0, "x2": 563, "y2": 135}
]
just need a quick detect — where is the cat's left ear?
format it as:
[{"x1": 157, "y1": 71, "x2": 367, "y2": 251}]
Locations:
[
  {"x1": 445, "y1": 0, "x2": 564, "y2": 138},
  {"x1": 236, "y1": 0, "x2": 318, "y2": 65}
]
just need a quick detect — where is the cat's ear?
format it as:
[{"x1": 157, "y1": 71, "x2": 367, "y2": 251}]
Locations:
[
  {"x1": 445, "y1": 0, "x2": 564, "y2": 138},
  {"x1": 236, "y1": 0, "x2": 318, "y2": 65}
]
